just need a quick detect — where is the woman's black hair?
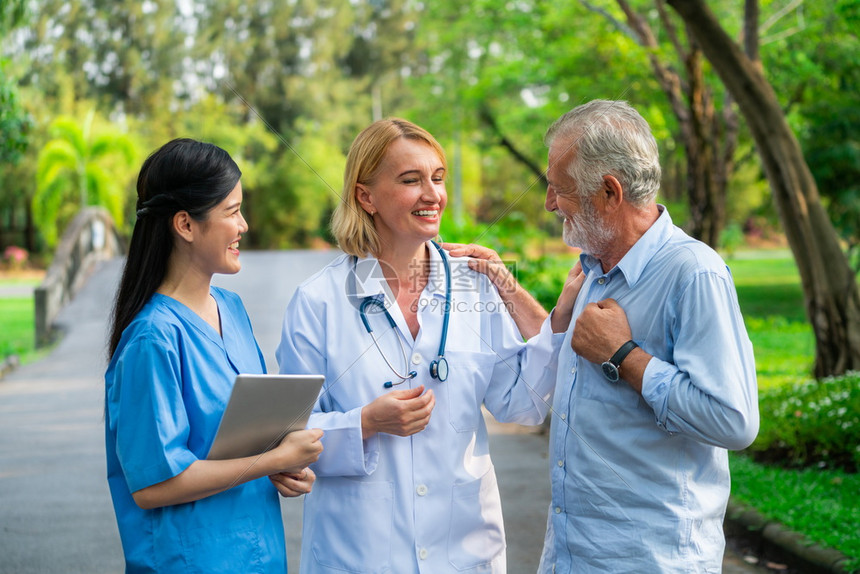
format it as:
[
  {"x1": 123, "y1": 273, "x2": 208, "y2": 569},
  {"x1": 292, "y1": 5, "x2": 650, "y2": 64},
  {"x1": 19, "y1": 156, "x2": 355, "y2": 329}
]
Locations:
[{"x1": 108, "y1": 138, "x2": 241, "y2": 357}]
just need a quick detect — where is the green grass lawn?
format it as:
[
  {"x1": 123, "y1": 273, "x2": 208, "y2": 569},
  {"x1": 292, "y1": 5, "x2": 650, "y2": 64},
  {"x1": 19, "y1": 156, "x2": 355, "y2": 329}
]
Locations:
[
  {"x1": 0, "y1": 278, "x2": 42, "y2": 364},
  {"x1": 726, "y1": 254, "x2": 858, "y2": 571},
  {"x1": 727, "y1": 255, "x2": 815, "y2": 390},
  {"x1": 729, "y1": 453, "x2": 860, "y2": 571}
]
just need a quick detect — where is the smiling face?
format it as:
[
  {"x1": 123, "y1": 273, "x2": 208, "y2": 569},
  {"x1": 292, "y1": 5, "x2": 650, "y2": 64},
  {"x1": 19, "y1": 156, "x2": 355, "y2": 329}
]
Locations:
[
  {"x1": 545, "y1": 142, "x2": 614, "y2": 256},
  {"x1": 192, "y1": 180, "x2": 248, "y2": 276},
  {"x1": 356, "y1": 137, "x2": 447, "y2": 251}
]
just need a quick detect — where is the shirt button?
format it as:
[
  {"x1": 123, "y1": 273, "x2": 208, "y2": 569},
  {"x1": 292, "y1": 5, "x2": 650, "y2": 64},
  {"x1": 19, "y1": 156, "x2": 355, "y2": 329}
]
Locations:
[
  {"x1": 416, "y1": 484, "x2": 428, "y2": 496},
  {"x1": 560, "y1": 413, "x2": 567, "y2": 421},
  {"x1": 570, "y1": 366, "x2": 576, "y2": 374},
  {"x1": 555, "y1": 507, "x2": 562, "y2": 514},
  {"x1": 411, "y1": 353, "x2": 422, "y2": 365},
  {"x1": 557, "y1": 459, "x2": 564, "y2": 467},
  {"x1": 419, "y1": 548, "x2": 428, "y2": 560},
  {"x1": 597, "y1": 277, "x2": 606, "y2": 285}
]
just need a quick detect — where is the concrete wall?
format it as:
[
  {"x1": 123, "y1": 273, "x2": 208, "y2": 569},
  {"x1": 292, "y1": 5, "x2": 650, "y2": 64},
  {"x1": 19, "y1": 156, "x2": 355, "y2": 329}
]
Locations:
[{"x1": 34, "y1": 208, "x2": 125, "y2": 346}]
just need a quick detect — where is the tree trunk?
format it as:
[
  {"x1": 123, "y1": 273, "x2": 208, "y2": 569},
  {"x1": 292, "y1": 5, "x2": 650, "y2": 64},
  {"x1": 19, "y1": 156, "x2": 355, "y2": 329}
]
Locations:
[
  {"x1": 613, "y1": 0, "x2": 734, "y2": 248},
  {"x1": 684, "y1": 41, "x2": 723, "y2": 247},
  {"x1": 667, "y1": 0, "x2": 860, "y2": 377},
  {"x1": 24, "y1": 197, "x2": 36, "y2": 253}
]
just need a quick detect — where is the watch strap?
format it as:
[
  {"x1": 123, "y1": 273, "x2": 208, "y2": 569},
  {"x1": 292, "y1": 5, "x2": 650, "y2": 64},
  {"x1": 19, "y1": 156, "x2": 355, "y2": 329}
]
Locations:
[{"x1": 609, "y1": 340, "x2": 639, "y2": 368}]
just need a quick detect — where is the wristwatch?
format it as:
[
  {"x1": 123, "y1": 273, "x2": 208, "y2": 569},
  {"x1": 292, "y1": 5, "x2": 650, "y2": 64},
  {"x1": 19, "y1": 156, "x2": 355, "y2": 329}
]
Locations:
[{"x1": 601, "y1": 340, "x2": 639, "y2": 382}]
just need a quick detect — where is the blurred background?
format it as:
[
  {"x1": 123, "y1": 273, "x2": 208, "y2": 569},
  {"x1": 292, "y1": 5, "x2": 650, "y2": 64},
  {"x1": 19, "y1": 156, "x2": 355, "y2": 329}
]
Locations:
[
  {"x1": 1, "y1": 1, "x2": 858, "y2": 569},
  {"x1": 0, "y1": 0, "x2": 855, "y2": 265}
]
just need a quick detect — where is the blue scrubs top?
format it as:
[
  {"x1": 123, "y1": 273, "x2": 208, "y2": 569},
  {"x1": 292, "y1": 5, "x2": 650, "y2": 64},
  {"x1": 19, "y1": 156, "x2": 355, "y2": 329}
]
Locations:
[{"x1": 105, "y1": 287, "x2": 287, "y2": 573}]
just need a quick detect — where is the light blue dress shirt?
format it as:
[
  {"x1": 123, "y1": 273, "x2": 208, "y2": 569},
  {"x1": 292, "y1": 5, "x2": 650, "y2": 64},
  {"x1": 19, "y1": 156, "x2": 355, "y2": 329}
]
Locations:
[
  {"x1": 538, "y1": 207, "x2": 759, "y2": 573},
  {"x1": 105, "y1": 287, "x2": 287, "y2": 573},
  {"x1": 277, "y1": 243, "x2": 564, "y2": 574}
]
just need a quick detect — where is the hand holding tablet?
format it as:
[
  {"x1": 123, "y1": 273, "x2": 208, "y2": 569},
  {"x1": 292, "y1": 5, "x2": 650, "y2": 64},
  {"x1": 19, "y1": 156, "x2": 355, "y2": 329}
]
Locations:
[{"x1": 207, "y1": 374, "x2": 324, "y2": 460}]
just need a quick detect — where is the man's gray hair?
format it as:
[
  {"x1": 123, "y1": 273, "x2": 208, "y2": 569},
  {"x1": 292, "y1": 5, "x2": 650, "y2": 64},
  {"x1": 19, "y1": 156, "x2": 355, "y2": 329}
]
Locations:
[{"x1": 545, "y1": 100, "x2": 661, "y2": 208}]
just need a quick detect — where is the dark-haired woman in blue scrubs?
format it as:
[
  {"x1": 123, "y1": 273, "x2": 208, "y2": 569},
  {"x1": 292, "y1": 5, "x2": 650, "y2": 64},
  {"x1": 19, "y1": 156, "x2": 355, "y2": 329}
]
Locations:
[{"x1": 105, "y1": 138, "x2": 324, "y2": 573}]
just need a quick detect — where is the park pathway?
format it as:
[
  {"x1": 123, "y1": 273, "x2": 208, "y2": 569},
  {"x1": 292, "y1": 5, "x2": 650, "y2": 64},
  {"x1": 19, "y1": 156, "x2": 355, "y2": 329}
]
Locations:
[{"x1": 0, "y1": 251, "x2": 764, "y2": 573}]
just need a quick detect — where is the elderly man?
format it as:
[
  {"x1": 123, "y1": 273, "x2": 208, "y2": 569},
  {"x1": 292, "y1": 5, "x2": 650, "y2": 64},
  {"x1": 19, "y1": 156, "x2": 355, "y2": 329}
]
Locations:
[
  {"x1": 446, "y1": 99, "x2": 759, "y2": 572},
  {"x1": 531, "y1": 99, "x2": 758, "y2": 572}
]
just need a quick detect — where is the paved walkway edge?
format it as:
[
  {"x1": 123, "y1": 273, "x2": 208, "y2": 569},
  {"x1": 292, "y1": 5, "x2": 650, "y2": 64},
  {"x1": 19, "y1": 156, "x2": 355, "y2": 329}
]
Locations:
[
  {"x1": 0, "y1": 354, "x2": 20, "y2": 378},
  {"x1": 725, "y1": 498, "x2": 855, "y2": 574}
]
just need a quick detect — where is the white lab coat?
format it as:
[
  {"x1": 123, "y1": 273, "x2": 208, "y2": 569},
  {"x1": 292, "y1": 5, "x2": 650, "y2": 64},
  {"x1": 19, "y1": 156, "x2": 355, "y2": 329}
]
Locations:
[{"x1": 277, "y1": 244, "x2": 563, "y2": 574}]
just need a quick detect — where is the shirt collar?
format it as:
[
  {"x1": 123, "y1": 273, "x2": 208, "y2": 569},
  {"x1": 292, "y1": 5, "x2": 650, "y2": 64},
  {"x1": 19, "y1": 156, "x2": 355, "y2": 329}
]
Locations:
[
  {"x1": 352, "y1": 241, "x2": 446, "y2": 299},
  {"x1": 351, "y1": 255, "x2": 389, "y2": 299},
  {"x1": 580, "y1": 205, "x2": 674, "y2": 288}
]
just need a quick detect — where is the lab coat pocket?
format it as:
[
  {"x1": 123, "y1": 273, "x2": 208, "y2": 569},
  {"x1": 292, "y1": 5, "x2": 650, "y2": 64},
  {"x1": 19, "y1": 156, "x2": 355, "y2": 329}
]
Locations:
[
  {"x1": 447, "y1": 467, "x2": 505, "y2": 571},
  {"x1": 443, "y1": 351, "x2": 497, "y2": 432},
  {"x1": 309, "y1": 478, "x2": 394, "y2": 573},
  {"x1": 179, "y1": 516, "x2": 264, "y2": 573}
]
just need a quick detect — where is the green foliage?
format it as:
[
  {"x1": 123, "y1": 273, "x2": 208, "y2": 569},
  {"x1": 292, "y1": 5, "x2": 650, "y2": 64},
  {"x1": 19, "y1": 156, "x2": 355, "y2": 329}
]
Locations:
[
  {"x1": 247, "y1": 119, "x2": 345, "y2": 248},
  {"x1": 0, "y1": 0, "x2": 26, "y2": 34},
  {"x1": 718, "y1": 222, "x2": 744, "y2": 259},
  {"x1": 763, "y1": 0, "x2": 860, "y2": 270},
  {"x1": 0, "y1": 62, "x2": 31, "y2": 165},
  {"x1": 33, "y1": 112, "x2": 137, "y2": 246},
  {"x1": 730, "y1": 452, "x2": 860, "y2": 571},
  {"x1": 515, "y1": 256, "x2": 568, "y2": 312},
  {"x1": 440, "y1": 210, "x2": 576, "y2": 311},
  {"x1": 724, "y1": 145, "x2": 773, "y2": 227},
  {"x1": 747, "y1": 373, "x2": 860, "y2": 472}
]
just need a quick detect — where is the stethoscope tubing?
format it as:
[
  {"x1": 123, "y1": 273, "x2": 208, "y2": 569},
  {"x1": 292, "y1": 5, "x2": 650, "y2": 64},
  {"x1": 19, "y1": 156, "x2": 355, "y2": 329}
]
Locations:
[{"x1": 355, "y1": 241, "x2": 451, "y2": 386}]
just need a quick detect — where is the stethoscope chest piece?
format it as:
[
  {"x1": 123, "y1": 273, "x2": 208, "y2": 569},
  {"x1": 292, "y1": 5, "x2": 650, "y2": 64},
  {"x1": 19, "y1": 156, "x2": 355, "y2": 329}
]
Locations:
[{"x1": 430, "y1": 357, "x2": 449, "y2": 382}]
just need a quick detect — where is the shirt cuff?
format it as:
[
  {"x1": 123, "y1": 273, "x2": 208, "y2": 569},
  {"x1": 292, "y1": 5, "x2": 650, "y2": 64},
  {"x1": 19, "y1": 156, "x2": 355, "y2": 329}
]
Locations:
[
  {"x1": 640, "y1": 356, "x2": 679, "y2": 435},
  {"x1": 311, "y1": 407, "x2": 379, "y2": 476},
  {"x1": 544, "y1": 309, "x2": 567, "y2": 347}
]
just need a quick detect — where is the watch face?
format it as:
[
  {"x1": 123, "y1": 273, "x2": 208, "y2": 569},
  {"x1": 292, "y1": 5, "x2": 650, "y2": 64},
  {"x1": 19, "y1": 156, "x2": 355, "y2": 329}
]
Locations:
[{"x1": 601, "y1": 361, "x2": 620, "y2": 382}]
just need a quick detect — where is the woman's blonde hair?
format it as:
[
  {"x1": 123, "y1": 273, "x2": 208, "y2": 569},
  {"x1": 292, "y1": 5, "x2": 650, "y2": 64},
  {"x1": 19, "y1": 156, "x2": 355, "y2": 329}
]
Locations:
[{"x1": 331, "y1": 118, "x2": 447, "y2": 257}]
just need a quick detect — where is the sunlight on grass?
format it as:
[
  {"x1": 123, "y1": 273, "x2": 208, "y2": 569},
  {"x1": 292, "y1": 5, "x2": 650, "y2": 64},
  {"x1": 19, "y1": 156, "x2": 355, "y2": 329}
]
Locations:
[
  {"x1": 727, "y1": 255, "x2": 814, "y2": 389},
  {"x1": 0, "y1": 278, "x2": 41, "y2": 364}
]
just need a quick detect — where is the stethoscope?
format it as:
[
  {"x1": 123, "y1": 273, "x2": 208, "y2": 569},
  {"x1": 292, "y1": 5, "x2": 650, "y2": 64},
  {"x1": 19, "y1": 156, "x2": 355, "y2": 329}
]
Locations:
[{"x1": 355, "y1": 241, "x2": 451, "y2": 389}]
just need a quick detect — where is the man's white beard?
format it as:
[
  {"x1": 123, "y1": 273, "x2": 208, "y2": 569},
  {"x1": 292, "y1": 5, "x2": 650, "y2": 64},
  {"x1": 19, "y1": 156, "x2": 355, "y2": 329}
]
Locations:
[{"x1": 562, "y1": 199, "x2": 614, "y2": 256}]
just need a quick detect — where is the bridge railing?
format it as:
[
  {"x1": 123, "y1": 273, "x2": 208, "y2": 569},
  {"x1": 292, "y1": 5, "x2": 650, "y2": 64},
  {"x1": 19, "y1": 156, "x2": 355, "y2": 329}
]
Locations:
[{"x1": 34, "y1": 207, "x2": 125, "y2": 346}]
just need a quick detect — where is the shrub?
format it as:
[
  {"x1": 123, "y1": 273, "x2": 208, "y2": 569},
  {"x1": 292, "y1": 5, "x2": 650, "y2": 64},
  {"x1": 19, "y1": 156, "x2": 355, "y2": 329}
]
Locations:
[
  {"x1": 516, "y1": 255, "x2": 570, "y2": 311},
  {"x1": 748, "y1": 371, "x2": 860, "y2": 472},
  {"x1": 3, "y1": 245, "x2": 28, "y2": 270}
]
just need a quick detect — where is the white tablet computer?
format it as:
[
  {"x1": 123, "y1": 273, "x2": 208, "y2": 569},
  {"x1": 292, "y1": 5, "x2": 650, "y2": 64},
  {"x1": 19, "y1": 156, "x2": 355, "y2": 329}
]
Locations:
[{"x1": 206, "y1": 374, "x2": 324, "y2": 460}]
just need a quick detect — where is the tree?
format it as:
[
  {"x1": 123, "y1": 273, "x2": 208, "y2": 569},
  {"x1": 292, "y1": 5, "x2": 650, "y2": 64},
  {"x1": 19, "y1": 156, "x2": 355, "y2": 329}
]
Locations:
[
  {"x1": 0, "y1": 0, "x2": 33, "y2": 252},
  {"x1": 0, "y1": 62, "x2": 29, "y2": 165},
  {"x1": 0, "y1": 0, "x2": 30, "y2": 165},
  {"x1": 583, "y1": 0, "x2": 740, "y2": 247},
  {"x1": 16, "y1": 0, "x2": 185, "y2": 119},
  {"x1": 196, "y1": 0, "x2": 361, "y2": 136},
  {"x1": 666, "y1": 0, "x2": 860, "y2": 377},
  {"x1": 407, "y1": 0, "x2": 677, "y2": 235},
  {"x1": 763, "y1": 0, "x2": 860, "y2": 272},
  {"x1": 0, "y1": 0, "x2": 26, "y2": 32},
  {"x1": 33, "y1": 112, "x2": 136, "y2": 246}
]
